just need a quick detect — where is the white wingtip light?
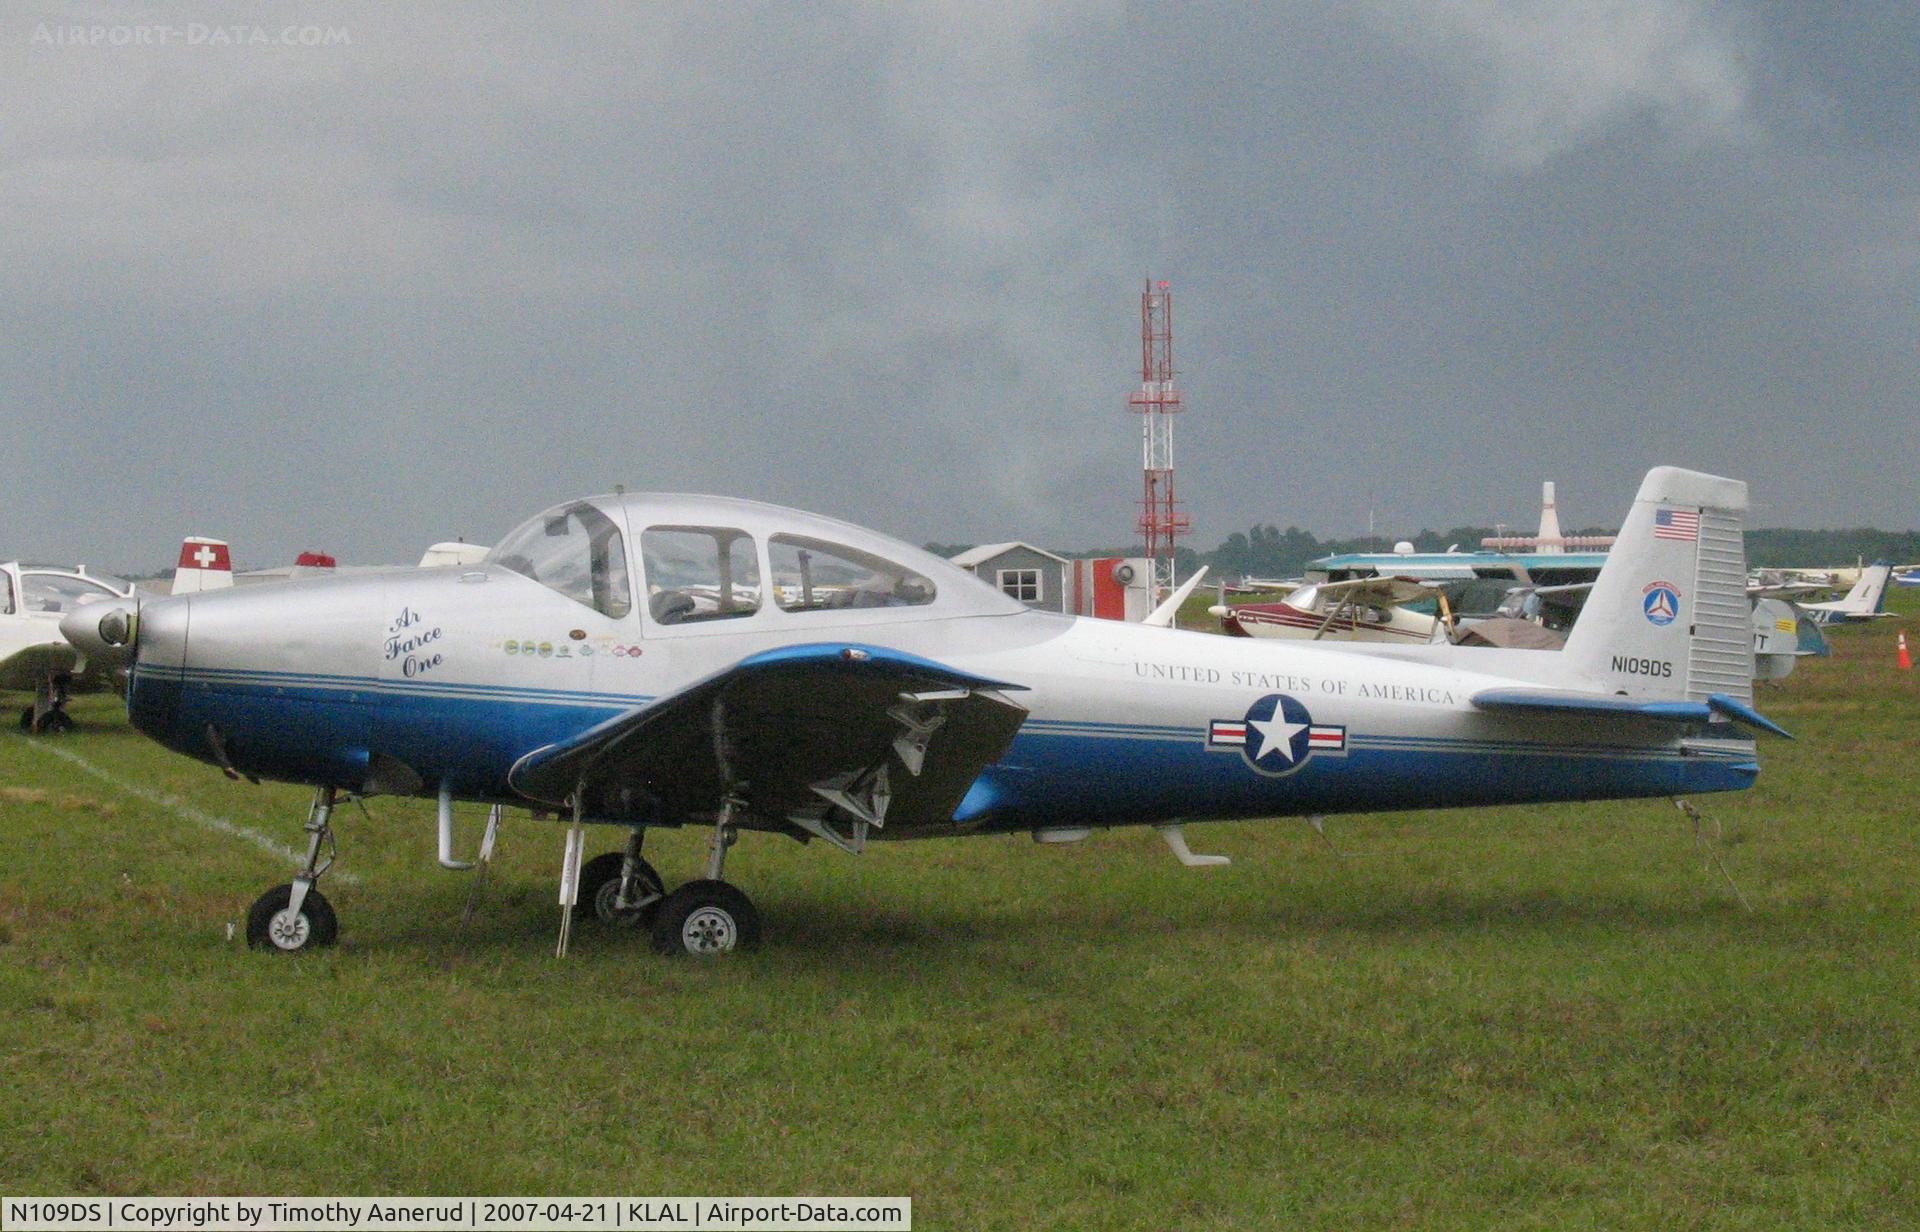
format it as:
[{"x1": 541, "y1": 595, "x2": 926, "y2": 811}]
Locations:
[{"x1": 1143, "y1": 567, "x2": 1208, "y2": 629}]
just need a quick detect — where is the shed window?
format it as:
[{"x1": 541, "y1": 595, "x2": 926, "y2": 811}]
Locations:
[{"x1": 997, "y1": 568, "x2": 1041, "y2": 603}]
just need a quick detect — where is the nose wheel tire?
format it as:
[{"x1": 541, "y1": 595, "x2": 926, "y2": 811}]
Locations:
[
  {"x1": 650, "y1": 880, "x2": 760, "y2": 956},
  {"x1": 577, "y1": 852, "x2": 665, "y2": 928},
  {"x1": 245, "y1": 883, "x2": 339, "y2": 953},
  {"x1": 20, "y1": 706, "x2": 73, "y2": 734}
]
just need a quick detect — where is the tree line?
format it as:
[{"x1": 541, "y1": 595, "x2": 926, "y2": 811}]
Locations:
[{"x1": 933, "y1": 526, "x2": 1920, "y2": 581}]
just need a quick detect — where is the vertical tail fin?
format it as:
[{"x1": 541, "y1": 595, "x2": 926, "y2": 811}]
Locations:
[
  {"x1": 1561, "y1": 467, "x2": 1751, "y2": 704},
  {"x1": 171, "y1": 537, "x2": 233, "y2": 594},
  {"x1": 1840, "y1": 563, "x2": 1893, "y2": 615}
]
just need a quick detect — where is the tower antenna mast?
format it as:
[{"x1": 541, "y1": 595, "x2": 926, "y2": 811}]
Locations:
[{"x1": 1127, "y1": 278, "x2": 1189, "y2": 601}]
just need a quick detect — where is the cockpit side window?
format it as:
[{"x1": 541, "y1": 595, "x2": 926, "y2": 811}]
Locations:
[
  {"x1": 20, "y1": 573, "x2": 118, "y2": 614},
  {"x1": 0, "y1": 573, "x2": 13, "y2": 615},
  {"x1": 768, "y1": 535, "x2": 936, "y2": 612},
  {"x1": 640, "y1": 526, "x2": 760, "y2": 625},
  {"x1": 488, "y1": 503, "x2": 633, "y2": 619}
]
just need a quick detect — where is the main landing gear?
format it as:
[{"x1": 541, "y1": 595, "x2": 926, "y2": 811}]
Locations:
[
  {"x1": 649, "y1": 798, "x2": 761, "y2": 956},
  {"x1": 246, "y1": 786, "x2": 340, "y2": 953},
  {"x1": 571, "y1": 800, "x2": 762, "y2": 957},
  {"x1": 19, "y1": 673, "x2": 75, "y2": 734},
  {"x1": 576, "y1": 827, "x2": 666, "y2": 930}
]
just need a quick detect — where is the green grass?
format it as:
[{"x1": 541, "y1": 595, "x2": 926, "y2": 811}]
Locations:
[{"x1": 3, "y1": 596, "x2": 1918, "y2": 1228}]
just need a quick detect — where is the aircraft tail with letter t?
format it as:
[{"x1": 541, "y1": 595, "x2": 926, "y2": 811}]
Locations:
[
  {"x1": 1559, "y1": 467, "x2": 1753, "y2": 705},
  {"x1": 170, "y1": 537, "x2": 233, "y2": 595}
]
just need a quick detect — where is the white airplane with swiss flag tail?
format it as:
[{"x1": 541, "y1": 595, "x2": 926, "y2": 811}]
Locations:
[{"x1": 171, "y1": 537, "x2": 234, "y2": 594}]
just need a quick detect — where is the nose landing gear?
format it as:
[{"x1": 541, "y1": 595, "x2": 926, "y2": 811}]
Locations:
[
  {"x1": 19, "y1": 673, "x2": 74, "y2": 734},
  {"x1": 246, "y1": 786, "x2": 341, "y2": 953}
]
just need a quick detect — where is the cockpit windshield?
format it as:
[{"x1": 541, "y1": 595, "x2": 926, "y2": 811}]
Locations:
[{"x1": 487, "y1": 502, "x2": 633, "y2": 619}]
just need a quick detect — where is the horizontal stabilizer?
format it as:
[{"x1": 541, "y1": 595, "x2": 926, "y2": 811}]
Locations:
[{"x1": 1470, "y1": 688, "x2": 1791, "y2": 739}]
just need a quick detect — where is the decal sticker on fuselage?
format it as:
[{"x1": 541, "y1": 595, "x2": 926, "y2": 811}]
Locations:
[
  {"x1": 1642, "y1": 581, "x2": 1681, "y2": 626},
  {"x1": 384, "y1": 607, "x2": 444, "y2": 678},
  {"x1": 1205, "y1": 693, "x2": 1347, "y2": 777}
]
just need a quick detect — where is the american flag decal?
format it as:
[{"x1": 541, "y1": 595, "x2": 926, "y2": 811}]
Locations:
[{"x1": 1653, "y1": 508, "x2": 1700, "y2": 541}]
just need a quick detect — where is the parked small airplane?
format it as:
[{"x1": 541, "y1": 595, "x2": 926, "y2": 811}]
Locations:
[
  {"x1": 1, "y1": 561, "x2": 136, "y2": 731},
  {"x1": 1798, "y1": 563, "x2": 1895, "y2": 626},
  {"x1": 68, "y1": 467, "x2": 1786, "y2": 957},
  {"x1": 1209, "y1": 576, "x2": 1447, "y2": 643}
]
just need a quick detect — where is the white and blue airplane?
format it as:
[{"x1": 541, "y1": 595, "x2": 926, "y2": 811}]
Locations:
[
  {"x1": 1797, "y1": 563, "x2": 1896, "y2": 627},
  {"x1": 64, "y1": 466, "x2": 1787, "y2": 957}
]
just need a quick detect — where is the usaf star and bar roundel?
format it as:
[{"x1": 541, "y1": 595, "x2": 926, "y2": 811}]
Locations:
[{"x1": 1207, "y1": 693, "x2": 1347, "y2": 776}]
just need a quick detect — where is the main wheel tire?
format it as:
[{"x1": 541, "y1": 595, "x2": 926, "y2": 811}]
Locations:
[
  {"x1": 649, "y1": 880, "x2": 761, "y2": 956},
  {"x1": 577, "y1": 851, "x2": 665, "y2": 928},
  {"x1": 245, "y1": 884, "x2": 339, "y2": 953},
  {"x1": 18, "y1": 705, "x2": 34, "y2": 732},
  {"x1": 34, "y1": 710, "x2": 74, "y2": 735}
]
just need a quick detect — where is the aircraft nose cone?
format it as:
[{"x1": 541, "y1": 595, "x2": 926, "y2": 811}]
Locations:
[
  {"x1": 59, "y1": 597, "x2": 138, "y2": 664},
  {"x1": 126, "y1": 596, "x2": 191, "y2": 742}
]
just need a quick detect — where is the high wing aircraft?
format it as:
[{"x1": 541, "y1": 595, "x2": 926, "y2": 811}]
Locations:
[
  {"x1": 1797, "y1": 563, "x2": 1896, "y2": 626},
  {"x1": 1208, "y1": 576, "x2": 1449, "y2": 643},
  {"x1": 1, "y1": 561, "x2": 136, "y2": 731},
  {"x1": 66, "y1": 467, "x2": 1788, "y2": 957}
]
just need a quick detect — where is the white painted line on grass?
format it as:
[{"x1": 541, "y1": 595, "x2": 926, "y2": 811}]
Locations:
[{"x1": 21, "y1": 740, "x2": 361, "y2": 884}]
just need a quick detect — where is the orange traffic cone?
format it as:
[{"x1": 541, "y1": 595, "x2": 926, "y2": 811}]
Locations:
[{"x1": 1900, "y1": 631, "x2": 1913, "y2": 671}]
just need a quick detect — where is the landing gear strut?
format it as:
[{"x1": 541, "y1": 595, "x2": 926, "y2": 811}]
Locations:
[
  {"x1": 577, "y1": 828, "x2": 666, "y2": 928},
  {"x1": 19, "y1": 673, "x2": 74, "y2": 734},
  {"x1": 246, "y1": 786, "x2": 341, "y2": 952},
  {"x1": 650, "y1": 797, "x2": 761, "y2": 956}
]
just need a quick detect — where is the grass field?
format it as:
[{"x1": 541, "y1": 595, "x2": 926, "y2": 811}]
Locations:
[{"x1": 2, "y1": 594, "x2": 1917, "y2": 1228}]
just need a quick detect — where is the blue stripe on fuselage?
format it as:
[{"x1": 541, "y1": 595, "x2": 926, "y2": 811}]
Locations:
[{"x1": 131, "y1": 666, "x2": 1756, "y2": 821}]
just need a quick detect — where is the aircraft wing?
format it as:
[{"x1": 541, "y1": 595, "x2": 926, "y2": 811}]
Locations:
[
  {"x1": 0, "y1": 639, "x2": 81, "y2": 689},
  {"x1": 1470, "y1": 688, "x2": 1791, "y2": 738},
  {"x1": 1314, "y1": 575, "x2": 1439, "y2": 606},
  {"x1": 1746, "y1": 582, "x2": 1827, "y2": 600},
  {"x1": 508, "y1": 643, "x2": 1030, "y2": 838}
]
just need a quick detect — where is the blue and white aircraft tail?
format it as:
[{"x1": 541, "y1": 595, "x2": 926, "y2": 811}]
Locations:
[
  {"x1": 1800, "y1": 563, "x2": 1896, "y2": 626},
  {"x1": 69, "y1": 464, "x2": 1788, "y2": 957}
]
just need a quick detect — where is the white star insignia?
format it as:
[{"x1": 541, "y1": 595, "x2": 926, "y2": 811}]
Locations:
[{"x1": 1248, "y1": 714, "x2": 1308, "y2": 763}]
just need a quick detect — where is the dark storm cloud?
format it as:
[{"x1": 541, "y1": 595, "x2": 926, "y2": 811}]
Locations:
[{"x1": 2, "y1": 2, "x2": 1913, "y2": 572}]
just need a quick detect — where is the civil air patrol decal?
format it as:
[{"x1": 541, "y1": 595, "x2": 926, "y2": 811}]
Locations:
[
  {"x1": 1206, "y1": 693, "x2": 1347, "y2": 776},
  {"x1": 1642, "y1": 580, "x2": 1681, "y2": 627}
]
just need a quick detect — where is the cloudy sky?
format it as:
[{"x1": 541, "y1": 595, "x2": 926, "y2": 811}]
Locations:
[{"x1": 3, "y1": 2, "x2": 1914, "y2": 570}]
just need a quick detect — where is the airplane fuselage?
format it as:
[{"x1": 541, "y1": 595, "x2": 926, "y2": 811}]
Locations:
[{"x1": 124, "y1": 563, "x2": 1757, "y2": 838}]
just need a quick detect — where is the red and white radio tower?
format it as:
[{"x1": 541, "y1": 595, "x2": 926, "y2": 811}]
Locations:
[{"x1": 1127, "y1": 278, "x2": 1189, "y2": 601}]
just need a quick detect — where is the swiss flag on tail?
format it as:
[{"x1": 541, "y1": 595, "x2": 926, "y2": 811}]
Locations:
[{"x1": 172, "y1": 537, "x2": 234, "y2": 594}]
